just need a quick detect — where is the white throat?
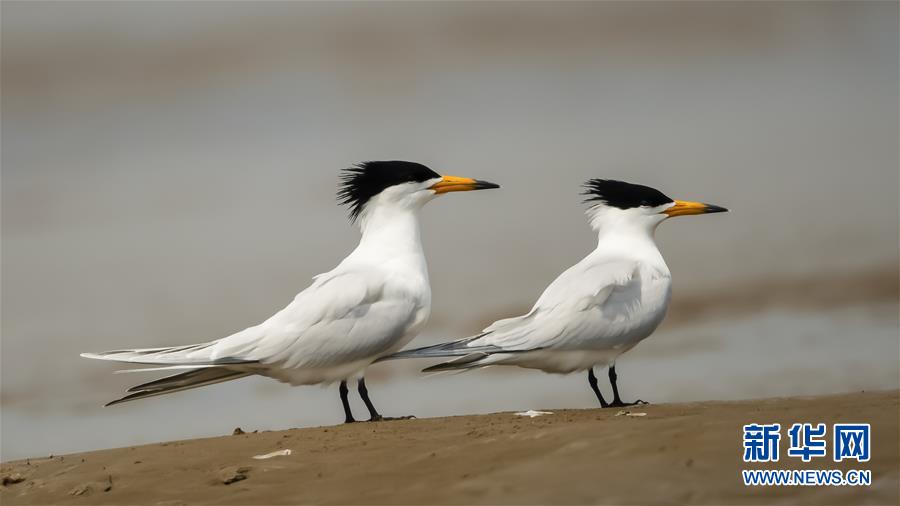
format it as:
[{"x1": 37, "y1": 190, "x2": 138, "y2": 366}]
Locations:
[
  {"x1": 586, "y1": 205, "x2": 669, "y2": 271},
  {"x1": 358, "y1": 205, "x2": 423, "y2": 257},
  {"x1": 341, "y1": 196, "x2": 430, "y2": 276}
]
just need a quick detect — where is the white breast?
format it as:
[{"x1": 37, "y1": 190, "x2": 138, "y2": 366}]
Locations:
[
  {"x1": 498, "y1": 269, "x2": 671, "y2": 374},
  {"x1": 208, "y1": 204, "x2": 434, "y2": 386},
  {"x1": 471, "y1": 245, "x2": 673, "y2": 374}
]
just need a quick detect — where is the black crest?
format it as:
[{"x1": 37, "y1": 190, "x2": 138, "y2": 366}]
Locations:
[
  {"x1": 582, "y1": 179, "x2": 673, "y2": 210},
  {"x1": 338, "y1": 161, "x2": 441, "y2": 221}
]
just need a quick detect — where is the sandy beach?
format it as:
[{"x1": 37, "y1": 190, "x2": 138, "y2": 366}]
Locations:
[
  {"x1": 3, "y1": 5, "x2": 898, "y2": 504},
  {"x1": 2, "y1": 390, "x2": 897, "y2": 505}
]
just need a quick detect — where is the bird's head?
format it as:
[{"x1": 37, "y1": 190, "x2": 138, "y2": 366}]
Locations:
[
  {"x1": 583, "y1": 179, "x2": 728, "y2": 232},
  {"x1": 338, "y1": 161, "x2": 499, "y2": 222}
]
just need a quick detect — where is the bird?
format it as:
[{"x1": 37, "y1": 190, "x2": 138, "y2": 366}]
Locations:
[
  {"x1": 81, "y1": 160, "x2": 499, "y2": 423},
  {"x1": 383, "y1": 179, "x2": 727, "y2": 408}
]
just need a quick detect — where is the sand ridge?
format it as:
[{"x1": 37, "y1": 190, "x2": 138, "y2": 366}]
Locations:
[{"x1": 2, "y1": 391, "x2": 897, "y2": 505}]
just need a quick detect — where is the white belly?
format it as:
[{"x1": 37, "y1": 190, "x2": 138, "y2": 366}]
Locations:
[
  {"x1": 503, "y1": 349, "x2": 622, "y2": 374},
  {"x1": 259, "y1": 358, "x2": 377, "y2": 385},
  {"x1": 495, "y1": 271, "x2": 671, "y2": 374},
  {"x1": 581, "y1": 271, "x2": 671, "y2": 352},
  {"x1": 229, "y1": 262, "x2": 432, "y2": 386},
  {"x1": 257, "y1": 302, "x2": 430, "y2": 386}
]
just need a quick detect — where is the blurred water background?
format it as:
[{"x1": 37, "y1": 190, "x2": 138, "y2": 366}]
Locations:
[{"x1": 2, "y1": 2, "x2": 898, "y2": 461}]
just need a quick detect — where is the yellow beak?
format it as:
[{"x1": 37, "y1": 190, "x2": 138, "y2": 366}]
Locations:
[
  {"x1": 663, "y1": 200, "x2": 729, "y2": 217},
  {"x1": 429, "y1": 175, "x2": 500, "y2": 194}
]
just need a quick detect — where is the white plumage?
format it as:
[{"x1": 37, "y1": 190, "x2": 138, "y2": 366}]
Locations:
[
  {"x1": 386, "y1": 179, "x2": 726, "y2": 407},
  {"x1": 82, "y1": 161, "x2": 498, "y2": 421}
]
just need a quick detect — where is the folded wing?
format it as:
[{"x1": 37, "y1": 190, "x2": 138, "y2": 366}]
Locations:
[
  {"x1": 383, "y1": 259, "x2": 639, "y2": 368},
  {"x1": 83, "y1": 267, "x2": 426, "y2": 403}
]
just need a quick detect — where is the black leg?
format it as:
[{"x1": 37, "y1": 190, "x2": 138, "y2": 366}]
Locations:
[
  {"x1": 608, "y1": 364, "x2": 622, "y2": 405},
  {"x1": 357, "y1": 378, "x2": 383, "y2": 422},
  {"x1": 339, "y1": 380, "x2": 355, "y2": 423},
  {"x1": 587, "y1": 368, "x2": 609, "y2": 408},
  {"x1": 607, "y1": 364, "x2": 647, "y2": 407},
  {"x1": 355, "y1": 377, "x2": 415, "y2": 422}
]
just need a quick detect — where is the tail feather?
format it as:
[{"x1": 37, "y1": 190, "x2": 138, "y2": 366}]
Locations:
[
  {"x1": 81, "y1": 342, "x2": 255, "y2": 366},
  {"x1": 379, "y1": 333, "x2": 542, "y2": 373},
  {"x1": 82, "y1": 342, "x2": 259, "y2": 406},
  {"x1": 106, "y1": 368, "x2": 253, "y2": 406},
  {"x1": 113, "y1": 364, "x2": 222, "y2": 374},
  {"x1": 421, "y1": 353, "x2": 492, "y2": 372},
  {"x1": 377, "y1": 334, "x2": 499, "y2": 362}
]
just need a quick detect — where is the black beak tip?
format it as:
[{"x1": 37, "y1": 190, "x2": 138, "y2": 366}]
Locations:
[
  {"x1": 475, "y1": 180, "x2": 500, "y2": 190},
  {"x1": 705, "y1": 204, "x2": 728, "y2": 213}
]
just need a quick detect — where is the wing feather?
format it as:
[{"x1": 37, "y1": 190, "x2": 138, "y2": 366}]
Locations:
[
  {"x1": 221, "y1": 269, "x2": 425, "y2": 369},
  {"x1": 384, "y1": 259, "x2": 639, "y2": 362}
]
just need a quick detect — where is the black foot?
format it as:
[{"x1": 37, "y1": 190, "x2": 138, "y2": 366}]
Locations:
[
  {"x1": 604, "y1": 399, "x2": 649, "y2": 408},
  {"x1": 356, "y1": 378, "x2": 414, "y2": 422},
  {"x1": 368, "y1": 414, "x2": 416, "y2": 422},
  {"x1": 606, "y1": 365, "x2": 646, "y2": 409}
]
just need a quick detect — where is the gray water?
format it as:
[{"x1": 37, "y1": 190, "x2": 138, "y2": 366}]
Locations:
[{"x1": 2, "y1": 2, "x2": 898, "y2": 461}]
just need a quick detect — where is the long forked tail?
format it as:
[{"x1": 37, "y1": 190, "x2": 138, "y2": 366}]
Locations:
[
  {"x1": 105, "y1": 368, "x2": 253, "y2": 406},
  {"x1": 82, "y1": 343, "x2": 258, "y2": 406}
]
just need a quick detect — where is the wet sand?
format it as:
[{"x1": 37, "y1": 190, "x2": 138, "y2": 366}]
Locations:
[{"x1": 2, "y1": 391, "x2": 897, "y2": 505}]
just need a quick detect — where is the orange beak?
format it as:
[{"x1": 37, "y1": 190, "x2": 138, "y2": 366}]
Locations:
[
  {"x1": 429, "y1": 175, "x2": 500, "y2": 194},
  {"x1": 663, "y1": 200, "x2": 729, "y2": 217}
]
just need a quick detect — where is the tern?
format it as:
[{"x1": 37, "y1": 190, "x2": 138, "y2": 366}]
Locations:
[
  {"x1": 385, "y1": 179, "x2": 727, "y2": 407},
  {"x1": 82, "y1": 161, "x2": 499, "y2": 422}
]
